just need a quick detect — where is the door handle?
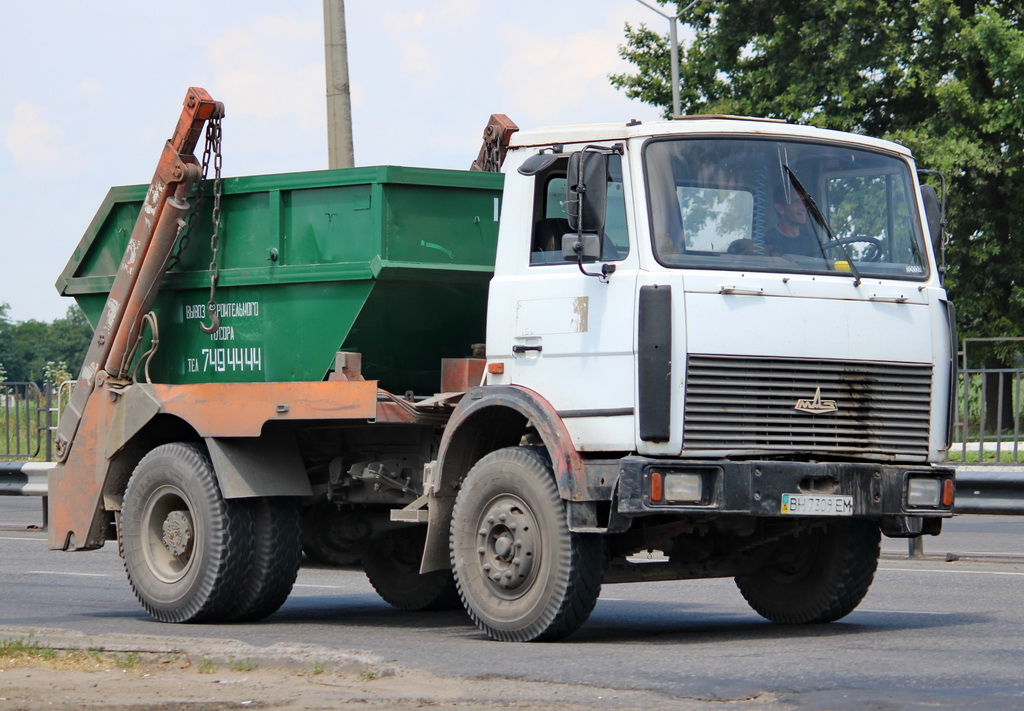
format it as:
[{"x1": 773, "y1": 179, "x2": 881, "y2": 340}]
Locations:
[{"x1": 512, "y1": 345, "x2": 543, "y2": 354}]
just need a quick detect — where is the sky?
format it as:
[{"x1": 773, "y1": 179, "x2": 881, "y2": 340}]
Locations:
[{"x1": 0, "y1": 1, "x2": 674, "y2": 324}]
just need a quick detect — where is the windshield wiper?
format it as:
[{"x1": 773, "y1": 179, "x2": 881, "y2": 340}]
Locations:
[{"x1": 782, "y1": 165, "x2": 863, "y2": 287}]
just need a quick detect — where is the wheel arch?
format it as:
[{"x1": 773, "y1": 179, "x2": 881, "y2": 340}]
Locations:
[
  {"x1": 107, "y1": 418, "x2": 311, "y2": 514},
  {"x1": 104, "y1": 413, "x2": 201, "y2": 514},
  {"x1": 420, "y1": 385, "x2": 584, "y2": 573}
]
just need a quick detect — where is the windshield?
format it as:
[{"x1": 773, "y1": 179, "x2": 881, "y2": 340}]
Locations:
[{"x1": 644, "y1": 137, "x2": 929, "y2": 280}]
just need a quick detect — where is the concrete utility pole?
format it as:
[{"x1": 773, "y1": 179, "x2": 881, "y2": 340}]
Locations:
[
  {"x1": 634, "y1": 0, "x2": 710, "y2": 117},
  {"x1": 324, "y1": 0, "x2": 355, "y2": 169}
]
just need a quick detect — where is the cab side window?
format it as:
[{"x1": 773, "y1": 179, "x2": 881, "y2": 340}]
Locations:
[{"x1": 530, "y1": 155, "x2": 629, "y2": 265}]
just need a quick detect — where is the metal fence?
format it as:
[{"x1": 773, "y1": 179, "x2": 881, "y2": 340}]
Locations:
[
  {"x1": 2, "y1": 360, "x2": 1024, "y2": 520},
  {"x1": 954, "y1": 338, "x2": 1024, "y2": 466},
  {"x1": 1, "y1": 381, "x2": 47, "y2": 460}
]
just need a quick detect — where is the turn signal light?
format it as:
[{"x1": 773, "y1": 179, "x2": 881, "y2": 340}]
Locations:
[
  {"x1": 942, "y1": 478, "x2": 955, "y2": 507},
  {"x1": 487, "y1": 362, "x2": 504, "y2": 375},
  {"x1": 649, "y1": 471, "x2": 663, "y2": 502}
]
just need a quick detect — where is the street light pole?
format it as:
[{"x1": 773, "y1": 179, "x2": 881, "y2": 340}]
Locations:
[
  {"x1": 324, "y1": 0, "x2": 355, "y2": 169},
  {"x1": 634, "y1": 0, "x2": 704, "y2": 117}
]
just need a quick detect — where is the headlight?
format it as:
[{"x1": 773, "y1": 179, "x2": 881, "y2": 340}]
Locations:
[
  {"x1": 664, "y1": 473, "x2": 703, "y2": 502},
  {"x1": 907, "y1": 478, "x2": 941, "y2": 507}
]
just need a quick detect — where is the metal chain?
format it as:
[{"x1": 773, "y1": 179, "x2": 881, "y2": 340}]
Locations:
[
  {"x1": 165, "y1": 124, "x2": 216, "y2": 273},
  {"x1": 199, "y1": 117, "x2": 224, "y2": 335}
]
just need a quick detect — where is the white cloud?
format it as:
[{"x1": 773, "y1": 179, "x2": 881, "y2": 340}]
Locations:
[
  {"x1": 6, "y1": 101, "x2": 69, "y2": 169},
  {"x1": 203, "y1": 13, "x2": 326, "y2": 131},
  {"x1": 437, "y1": 0, "x2": 480, "y2": 29},
  {"x1": 496, "y1": 21, "x2": 636, "y2": 124},
  {"x1": 382, "y1": 11, "x2": 440, "y2": 81},
  {"x1": 401, "y1": 41, "x2": 437, "y2": 81}
]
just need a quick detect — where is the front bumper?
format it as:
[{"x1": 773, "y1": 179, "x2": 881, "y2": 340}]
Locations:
[{"x1": 617, "y1": 457, "x2": 955, "y2": 521}]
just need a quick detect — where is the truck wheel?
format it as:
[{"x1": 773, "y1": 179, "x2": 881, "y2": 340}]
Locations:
[
  {"x1": 450, "y1": 446, "x2": 604, "y2": 642},
  {"x1": 735, "y1": 519, "x2": 881, "y2": 624},
  {"x1": 120, "y1": 442, "x2": 253, "y2": 623},
  {"x1": 364, "y1": 527, "x2": 461, "y2": 611},
  {"x1": 300, "y1": 502, "x2": 369, "y2": 566},
  {"x1": 230, "y1": 497, "x2": 302, "y2": 622}
]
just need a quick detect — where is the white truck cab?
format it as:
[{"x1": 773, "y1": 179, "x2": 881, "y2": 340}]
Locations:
[{"x1": 487, "y1": 117, "x2": 954, "y2": 466}]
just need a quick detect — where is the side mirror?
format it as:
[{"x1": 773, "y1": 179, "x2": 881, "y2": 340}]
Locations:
[
  {"x1": 518, "y1": 153, "x2": 561, "y2": 176},
  {"x1": 562, "y1": 233, "x2": 601, "y2": 262},
  {"x1": 921, "y1": 184, "x2": 942, "y2": 253},
  {"x1": 566, "y1": 151, "x2": 608, "y2": 234}
]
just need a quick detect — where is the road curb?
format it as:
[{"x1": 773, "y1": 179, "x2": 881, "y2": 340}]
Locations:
[{"x1": 0, "y1": 625, "x2": 390, "y2": 676}]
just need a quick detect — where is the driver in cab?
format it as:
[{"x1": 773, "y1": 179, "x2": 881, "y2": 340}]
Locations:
[{"x1": 763, "y1": 188, "x2": 825, "y2": 257}]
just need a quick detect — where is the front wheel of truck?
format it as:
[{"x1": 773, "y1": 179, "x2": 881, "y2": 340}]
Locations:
[
  {"x1": 735, "y1": 519, "x2": 881, "y2": 624},
  {"x1": 450, "y1": 446, "x2": 604, "y2": 642},
  {"x1": 120, "y1": 442, "x2": 253, "y2": 623}
]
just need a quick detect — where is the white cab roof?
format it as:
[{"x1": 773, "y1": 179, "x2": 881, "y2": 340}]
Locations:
[{"x1": 508, "y1": 116, "x2": 912, "y2": 157}]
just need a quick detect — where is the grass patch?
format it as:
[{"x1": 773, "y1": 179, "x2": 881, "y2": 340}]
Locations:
[
  {"x1": 312, "y1": 660, "x2": 325, "y2": 675},
  {"x1": 229, "y1": 657, "x2": 257, "y2": 672},
  {"x1": 118, "y1": 651, "x2": 142, "y2": 669},
  {"x1": 947, "y1": 448, "x2": 1022, "y2": 463},
  {"x1": 198, "y1": 657, "x2": 216, "y2": 674},
  {"x1": 0, "y1": 636, "x2": 56, "y2": 660}
]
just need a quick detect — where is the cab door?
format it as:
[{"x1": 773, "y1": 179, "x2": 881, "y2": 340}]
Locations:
[{"x1": 494, "y1": 152, "x2": 639, "y2": 452}]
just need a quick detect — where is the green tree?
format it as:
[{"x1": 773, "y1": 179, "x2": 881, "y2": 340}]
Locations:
[
  {"x1": 612, "y1": 0, "x2": 1024, "y2": 425},
  {"x1": 46, "y1": 306, "x2": 93, "y2": 376},
  {"x1": 0, "y1": 305, "x2": 92, "y2": 385},
  {"x1": 0, "y1": 303, "x2": 13, "y2": 382}
]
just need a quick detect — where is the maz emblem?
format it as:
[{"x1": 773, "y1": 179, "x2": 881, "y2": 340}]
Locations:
[{"x1": 794, "y1": 387, "x2": 838, "y2": 414}]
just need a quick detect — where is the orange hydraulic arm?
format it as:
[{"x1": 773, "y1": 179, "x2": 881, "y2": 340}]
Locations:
[
  {"x1": 54, "y1": 87, "x2": 224, "y2": 463},
  {"x1": 469, "y1": 114, "x2": 519, "y2": 172}
]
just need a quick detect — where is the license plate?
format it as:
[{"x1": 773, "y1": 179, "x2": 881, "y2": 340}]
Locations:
[{"x1": 780, "y1": 493, "x2": 854, "y2": 516}]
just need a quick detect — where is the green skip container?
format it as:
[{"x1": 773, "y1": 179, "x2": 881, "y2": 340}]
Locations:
[{"x1": 57, "y1": 166, "x2": 504, "y2": 395}]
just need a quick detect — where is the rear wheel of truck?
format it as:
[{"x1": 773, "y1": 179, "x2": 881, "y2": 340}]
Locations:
[
  {"x1": 735, "y1": 519, "x2": 881, "y2": 624},
  {"x1": 300, "y1": 502, "x2": 369, "y2": 566},
  {"x1": 230, "y1": 497, "x2": 302, "y2": 622},
  {"x1": 450, "y1": 446, "x2": 604, "y2": 642},
  {"x1": 120, "y1": 442, "x2": 253, "y2": 623},
  {"x1": 364, "y1": 526, "x2": 461, "y2": 611}
]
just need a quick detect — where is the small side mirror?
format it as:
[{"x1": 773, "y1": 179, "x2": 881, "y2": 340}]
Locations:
[
  {"x1": 518, "y1": 153, "x2": 561, "y2": 176},
  {"x1": 566, "y1": 151, "x2": 608, "y2": 233},
  {"x1": 563, "y1": 233, "x2": 601, "y2": 262},
  {"x1": 921, "y1": 184, "x2": 942, "y2": 252}
]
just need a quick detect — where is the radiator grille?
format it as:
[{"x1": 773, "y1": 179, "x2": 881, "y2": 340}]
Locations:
[{"x1": 683, "y1": 355, "x2": 933, "y2": 456}]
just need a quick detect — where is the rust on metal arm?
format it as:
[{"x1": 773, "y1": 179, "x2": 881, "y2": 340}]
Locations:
[
  {"x1": 469, "y1": 114, "x2": 519, "y2": 172},
  {"x1": 54, "y1": 88, "x2": 224, "y2": 463}
]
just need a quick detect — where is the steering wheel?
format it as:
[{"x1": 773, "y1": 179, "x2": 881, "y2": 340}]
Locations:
[{"x1": 822, "y1": 236, "x2": 884, "y2": 263}]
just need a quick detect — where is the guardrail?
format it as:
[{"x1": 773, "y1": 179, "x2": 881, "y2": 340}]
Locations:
[
  {"x1": 0, "y1": 461, "x2": 54, "y2": 496},
  {"x1": 1, "y1": 461, "x2": 1021, "y2": 515},
  {"x1": 952, "y1": 467, "x2": 1024, "y2": 515}
]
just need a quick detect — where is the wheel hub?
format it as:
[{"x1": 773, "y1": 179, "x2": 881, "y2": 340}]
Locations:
[
  {"x1": 162, "y1": 510, "x2": 194, "y2": 558},
  {"x1": 476, "y1": 497, "x2": 538, "y2": 596}
]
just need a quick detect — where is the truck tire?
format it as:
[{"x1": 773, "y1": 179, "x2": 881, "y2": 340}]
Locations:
[
  {"x1": 300, "y1": 502, "x2": 369, "y2": 566},
  {"x1": 120, "y1": 442, "x2": 253, "y2": 623},
  {"x1": 735, "y1": 519, "x2": 881, "y2": 624},
  {"x1": 230, "y1": 497, "x2": 302, "y2": 622},
  {"x1": 364, "y1": 527, "x2": 461, "y2": 611},
  {"x1": 450, "y1": 446, "x2": 604, "y2": 642}
]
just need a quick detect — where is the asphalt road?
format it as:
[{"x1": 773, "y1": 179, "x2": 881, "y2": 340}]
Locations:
[{"x1": 2, "y1": 496, "x2": 1023, "y2": 709}]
